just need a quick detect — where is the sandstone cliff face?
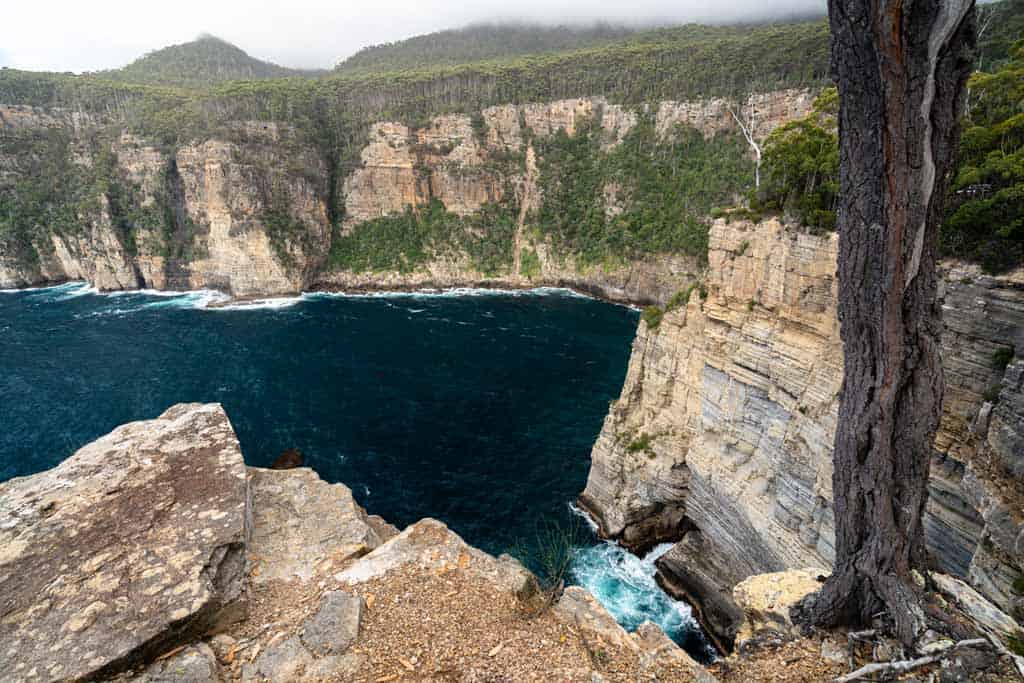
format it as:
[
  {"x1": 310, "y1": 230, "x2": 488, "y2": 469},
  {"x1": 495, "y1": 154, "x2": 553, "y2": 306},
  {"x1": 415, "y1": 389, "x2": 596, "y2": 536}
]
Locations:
[
  {"x1": 1, "y1": 91, "x2": 812, "y2": 303},
  {"x1": 581, "y1": 218, "x2": 1024, "y2": 630},
  {"x1": 0, "y1": 109, "x2": 330, "y2": 296}
]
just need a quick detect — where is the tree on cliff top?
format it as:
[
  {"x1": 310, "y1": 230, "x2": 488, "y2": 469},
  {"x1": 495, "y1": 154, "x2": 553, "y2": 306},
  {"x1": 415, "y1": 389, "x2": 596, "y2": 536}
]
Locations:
[{"x1": 793, "y1": 0, "x2": 976, "y2": 648}]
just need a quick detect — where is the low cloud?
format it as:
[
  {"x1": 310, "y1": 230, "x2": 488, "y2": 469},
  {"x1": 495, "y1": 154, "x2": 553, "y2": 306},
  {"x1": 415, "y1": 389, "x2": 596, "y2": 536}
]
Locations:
[{"x1": 2, "y1": 0, "x2": 826, "y2": 73}]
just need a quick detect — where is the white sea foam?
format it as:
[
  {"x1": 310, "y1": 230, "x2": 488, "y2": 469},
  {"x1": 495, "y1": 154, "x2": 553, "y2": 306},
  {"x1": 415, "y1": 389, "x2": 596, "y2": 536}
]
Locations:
[
  {"x1": 206, "y1": 296, "x2": 304, "y2": 312},
  {"x1": 568, "y1": 502, "x2": 715, "y2": 661},
  {"x1": 568, "y1": 501, "x2": 600, "y2": 533},
  {"x1": 6, "y1": 283, "x2": 606, "y2": 311}
]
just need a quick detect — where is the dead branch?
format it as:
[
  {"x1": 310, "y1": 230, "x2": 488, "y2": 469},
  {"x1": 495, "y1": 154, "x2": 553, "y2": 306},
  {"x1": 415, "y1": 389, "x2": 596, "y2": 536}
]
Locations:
[{"x1": 834, "y1": 638, "x2": 988, "y2": 683}]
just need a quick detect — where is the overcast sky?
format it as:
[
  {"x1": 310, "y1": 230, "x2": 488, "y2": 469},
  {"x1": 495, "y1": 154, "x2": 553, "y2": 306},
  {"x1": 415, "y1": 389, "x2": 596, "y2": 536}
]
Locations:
[{"x1": 1, "y1": 0, "x2": 827, "y2": 73}]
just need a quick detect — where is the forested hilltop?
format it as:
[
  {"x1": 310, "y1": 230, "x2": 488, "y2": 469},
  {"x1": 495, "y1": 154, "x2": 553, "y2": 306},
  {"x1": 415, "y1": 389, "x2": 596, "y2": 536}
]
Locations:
[
  {"x1": 96, "y1": 34, "x2": 325, "y2": 88},
  {"x1": 0, "y1": 2, "x2": 1021, "y2": 297},
  {"x1": 334, "y1": 23, "x2": 644, "y2": 74}
]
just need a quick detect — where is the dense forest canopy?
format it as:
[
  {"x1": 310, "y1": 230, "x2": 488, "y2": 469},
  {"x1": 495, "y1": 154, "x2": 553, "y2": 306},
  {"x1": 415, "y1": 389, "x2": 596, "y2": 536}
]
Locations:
[
  {"x1": 97, "y1": 35, "x2": 324, "y2": 89},
  {"x1": 335, "y1": 23, "x2": 643, "y2": 73},
  {"x1": 0, "y1": 16, "x2": 834, "y2": 144}
]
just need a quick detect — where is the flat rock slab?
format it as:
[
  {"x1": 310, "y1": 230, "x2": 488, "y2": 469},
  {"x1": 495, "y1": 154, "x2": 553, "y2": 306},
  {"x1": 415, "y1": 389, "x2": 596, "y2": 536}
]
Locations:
[
  {"x1": 248, "y1": 467, "x2": 385, "y2": 584},
  {"x1": 0, "y1": 404, "x2": 250, "y2": 682},
  {"x1": 333, "y1": 518, "x2": 536, "y2": 600}
]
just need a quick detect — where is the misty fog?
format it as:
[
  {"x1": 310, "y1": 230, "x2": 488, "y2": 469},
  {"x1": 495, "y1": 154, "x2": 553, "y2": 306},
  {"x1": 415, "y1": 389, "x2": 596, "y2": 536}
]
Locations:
[{"x1": 1, "y1": 0, "x2": 827, "y2": 73}]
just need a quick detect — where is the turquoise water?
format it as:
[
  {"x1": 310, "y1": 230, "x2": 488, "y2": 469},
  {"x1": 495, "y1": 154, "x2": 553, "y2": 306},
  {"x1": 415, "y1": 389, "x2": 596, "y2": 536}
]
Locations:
[{"x1": 0, "y1": 282, "x2": 711, "y2": 660}]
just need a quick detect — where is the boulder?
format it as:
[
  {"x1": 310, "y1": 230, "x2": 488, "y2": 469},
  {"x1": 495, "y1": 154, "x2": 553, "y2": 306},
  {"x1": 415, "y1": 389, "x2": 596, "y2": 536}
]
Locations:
[
  {"x1": 241, "y1": 591, "x2": 365, "y2": 682},
  {"x1": 128, "y1": 644, "x2": 219, "y2": 683},
  {"x1": 553, "y1": 589, "x2": 718, "y2": 681},
  {"x1": 0, "y1": 404, "x2": 250, "y2": 682},
  {"x1": 333, "y1": 518, "x2": 537, "y2": 600},
  {"x1": 248, "y1": 467, "x2": 385, "y2": 584},
  {"x1": 241, "y1": 635, "x2": 363, "y2": 682},
  {"x1": 732, "y1": 568, "x2": 829, "y2": 644},
  {"x1": 299, "y1": 591, "x2": 362, "y2": 656}
]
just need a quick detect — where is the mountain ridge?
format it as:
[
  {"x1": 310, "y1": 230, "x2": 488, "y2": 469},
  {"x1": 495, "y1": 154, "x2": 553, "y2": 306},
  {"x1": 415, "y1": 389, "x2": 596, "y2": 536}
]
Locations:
[{"x1": 98, "y1": 34, "x2": 325, "y2": 88}]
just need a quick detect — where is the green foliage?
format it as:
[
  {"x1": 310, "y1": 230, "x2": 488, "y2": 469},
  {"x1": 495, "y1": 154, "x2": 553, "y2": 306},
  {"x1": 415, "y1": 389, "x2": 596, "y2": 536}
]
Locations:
[
  {"x1": 328, "y1": 199, "x2": 516, "y2": 275},
  {"x1": 1008, "y1": 632, "x2": 1024, "y2": 657},
  {"x1": 667, "y1": 283, "x2": 698, "y2": 311},
  {"x1": 992, "y1": 346, "x2": 1016, "y2": 372},
  {"x1": 977, "y1": 0, "x2": 1024, "y2": 71},
  {"x1": 760, "y1": 87, "x2": 839, "y2": 231},
  {"x1": 511, "y1": 517, "x2": 587, "y2": 614},
  {"x1": 535, "y1": 114, "x2": 753, "y2": 265},
  {"x1": 942, "y1": 41, "x2": 1024, "y2": 273},
  {"x1": 336, "y1": 23, "x2": 642, "y2": 73},
  {"x1": 1012, "y1": 575, "x2": 1024, "y2": 596},
  {"x1": 760, "y1": 38, "x2": 1023, "y2": 273},
  {"x1": 641, "y1": 306, "x2": 664, "y2": 329},
  {"x1": 519, "y1": 248, "x2": 542, "y2": 279},
  {"x1": 626, "y1": 433, "x2": 653, "y2": 453},
  {"x1": 262, "y1": 202, "x2": 308, "y2": 270},
  {"x1": 101, "y1": 35, "x2": 322, "y2": 89}
]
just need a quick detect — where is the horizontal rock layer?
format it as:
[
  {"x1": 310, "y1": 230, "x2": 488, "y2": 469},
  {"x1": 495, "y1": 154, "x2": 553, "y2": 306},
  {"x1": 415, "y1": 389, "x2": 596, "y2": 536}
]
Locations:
[{"x1": 581, "y1": 218, "x2": 1024, "y2": 635}]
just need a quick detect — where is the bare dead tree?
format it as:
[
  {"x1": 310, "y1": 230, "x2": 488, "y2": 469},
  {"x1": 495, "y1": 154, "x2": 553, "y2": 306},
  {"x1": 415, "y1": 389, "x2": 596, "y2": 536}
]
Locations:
[
  {"x1": 792, "y1": 0, "x2": 977, "y2": 648},
  {"x1": 728, "y1": 99, "x2": 763, "y2": 189}
]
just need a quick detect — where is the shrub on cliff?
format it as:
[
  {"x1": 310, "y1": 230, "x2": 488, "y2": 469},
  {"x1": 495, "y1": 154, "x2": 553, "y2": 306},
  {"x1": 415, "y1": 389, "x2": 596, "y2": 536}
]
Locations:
[
  {"x1": 759, "y1": 88, "x2": 839, "y2": 232},
  {"x1": 641, "y1": 306, "x2": 664, "y2": 329},
  {"x1": 941, "y1": 40, "x2": 1024, "y2": 273}
]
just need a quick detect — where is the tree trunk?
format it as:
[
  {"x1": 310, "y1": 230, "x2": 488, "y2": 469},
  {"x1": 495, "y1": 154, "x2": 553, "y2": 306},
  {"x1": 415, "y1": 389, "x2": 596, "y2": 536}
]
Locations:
[{"x1": 794, "y1": 0, "x2": 976, "y2": 647}]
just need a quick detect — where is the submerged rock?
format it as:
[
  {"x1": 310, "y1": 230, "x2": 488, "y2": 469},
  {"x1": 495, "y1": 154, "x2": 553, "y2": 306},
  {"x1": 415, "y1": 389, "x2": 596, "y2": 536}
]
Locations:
[
  {"x1": 269, "y1": 448, "x2": 304, "y2": 470},
  {"x1": 0, "y1": 404, "x2": 250, "y2": 683}
]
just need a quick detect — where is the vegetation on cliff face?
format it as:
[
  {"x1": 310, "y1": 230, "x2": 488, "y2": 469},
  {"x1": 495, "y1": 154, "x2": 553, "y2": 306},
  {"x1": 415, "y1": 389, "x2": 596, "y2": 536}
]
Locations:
[
  {"x1": 942, "y1": 40, "x2": 1024, "y2": 272},
  {"x1": 758, "y1": 89, "x2": 839, "y2": 231},
  {"x1": 328, "y1": 199, "x2": 518, "y2": 275},
  {"x1": 535, "y1": 115, "x2": 753, "y2": 265},
  {"x1": 1, "y1": 2, "x2": 1020, "y2": 278}
]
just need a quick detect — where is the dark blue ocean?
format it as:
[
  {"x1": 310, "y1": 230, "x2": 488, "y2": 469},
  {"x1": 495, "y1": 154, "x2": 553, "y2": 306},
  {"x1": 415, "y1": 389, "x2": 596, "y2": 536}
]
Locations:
[{"x1": 0, "y1": 282, "x2": 713, "y2": 660}]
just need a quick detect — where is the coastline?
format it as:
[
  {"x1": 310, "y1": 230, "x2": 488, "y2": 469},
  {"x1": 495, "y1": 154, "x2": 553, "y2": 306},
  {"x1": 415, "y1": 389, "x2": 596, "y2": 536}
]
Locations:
[{"x1": 2, "y1": 277, "x2": 646, "y2": 311}]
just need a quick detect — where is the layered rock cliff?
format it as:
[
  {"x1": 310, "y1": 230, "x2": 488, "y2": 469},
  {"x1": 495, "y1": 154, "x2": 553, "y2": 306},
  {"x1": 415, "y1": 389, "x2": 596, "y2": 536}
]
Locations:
[
  {"x1": 0, "y1": 90, "x2": 813, "y2": 304},
  {"x1": 580, "y1": 218, "x2": 1024, "y2": 646}
]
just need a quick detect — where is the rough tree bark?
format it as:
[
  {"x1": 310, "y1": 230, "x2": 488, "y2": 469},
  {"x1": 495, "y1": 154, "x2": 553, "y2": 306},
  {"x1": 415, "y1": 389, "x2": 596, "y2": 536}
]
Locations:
[{"x1": 793, "y1": 0, "x2": 976, "y2": 647}]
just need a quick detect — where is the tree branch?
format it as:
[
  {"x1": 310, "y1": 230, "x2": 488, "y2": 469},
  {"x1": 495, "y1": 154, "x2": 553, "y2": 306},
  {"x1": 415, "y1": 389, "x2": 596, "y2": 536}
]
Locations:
[{"x1": 834, "y1": 639, "x2": 989, "y2": 683}]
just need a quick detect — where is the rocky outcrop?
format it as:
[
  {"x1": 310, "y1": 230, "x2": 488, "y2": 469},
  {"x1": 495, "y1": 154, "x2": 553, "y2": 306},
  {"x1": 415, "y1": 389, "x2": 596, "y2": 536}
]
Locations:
[
  {"x1": 0, "y1": 405, "x2": 713, "y2": 681},
  {"x1": 0, "y1": 404, "x2": 250, "y2": 682},
  {"x1": 581, "y1": 218, "x2": 1024, "y2": 643},
  {"x1": 731, "y1": 569, "x2": 829, "y2": 645},
  {"x1": 248, "y1": 466, "x2": 385, "y2": 584}
]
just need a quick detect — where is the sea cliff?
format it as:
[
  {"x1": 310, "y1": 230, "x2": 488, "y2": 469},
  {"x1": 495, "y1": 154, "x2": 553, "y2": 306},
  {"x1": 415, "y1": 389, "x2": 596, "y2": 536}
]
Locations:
[
  {"x1": 580, "y1": 217, "x2": 1024, "y2": 648},
  {"x1": 0, "y1": 90, "x2": 813, "y2": 305}
]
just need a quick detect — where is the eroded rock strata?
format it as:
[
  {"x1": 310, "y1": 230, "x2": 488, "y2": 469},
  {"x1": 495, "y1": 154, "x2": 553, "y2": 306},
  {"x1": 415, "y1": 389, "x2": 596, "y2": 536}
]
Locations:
[
  {"x1": 580, "y1": 218, "x2": 1024, "y2": 648},
  {"x1": 0, "y1": 90, "x2": 812, "y2": 305},
  {"x1": 0, "y1": 404, "x2": 715, "y2": 682}
]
